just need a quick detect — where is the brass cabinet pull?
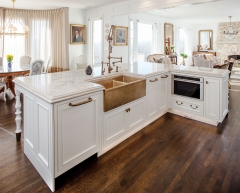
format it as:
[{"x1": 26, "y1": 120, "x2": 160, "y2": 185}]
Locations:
[
  {"x1": 125, "y1": 108, "x2": 130, "y2": 112},
  {"x1": 69, "y1": 97, "x2": 92, "y2": 107},
  {"x1": 176, "y1": 101, "x2": 183, "y2": 105},
  {"x1": 149, "y1": 78, "x2": 158, "y2": 82},
  {"x1": 161, "y1": 75, "x2": 168, "y2": 78},
  {"x1": 190, "y1": 105, "x2": 198, "y2": 109},
  {"x1": 206, "y1": 81, "x2": 208, "y2": 84}
]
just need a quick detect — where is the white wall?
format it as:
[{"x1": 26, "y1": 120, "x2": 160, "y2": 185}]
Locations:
[
  {"x1": 85, "y1": 0, "x2": 211, "y2": 67},
  {"x1": 85, "y1": 11, "x2": 194, "y2": 66},
  {"x1": 192, "y1": 22, "x2": 218, "y2": 51},
  {"x1": 69, "y1": 8, "x2": 86, "y2": 70}
]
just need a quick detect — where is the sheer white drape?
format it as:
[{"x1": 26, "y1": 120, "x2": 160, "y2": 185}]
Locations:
[
  {"x1": 0, "y1": 8, "x2": 4, "y2": 66},
  {"x1": 1, "y1": 8, "x2": 69, "y2": 72}
]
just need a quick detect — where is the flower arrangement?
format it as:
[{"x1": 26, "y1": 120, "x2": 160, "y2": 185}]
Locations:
[{"x1": 6, "y1": 54, "x2": 14, "y2": 63}]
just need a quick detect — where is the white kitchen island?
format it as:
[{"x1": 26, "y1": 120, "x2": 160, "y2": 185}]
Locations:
[{"x1": 13, "y1": 62, "x2": 229, "y2": 192}]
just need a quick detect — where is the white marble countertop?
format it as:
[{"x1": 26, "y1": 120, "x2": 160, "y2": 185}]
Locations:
[{"x1": 14, "y1": 62, "x2": 229, "y2": 103}]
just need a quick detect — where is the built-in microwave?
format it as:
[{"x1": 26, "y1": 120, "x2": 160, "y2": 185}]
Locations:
[{"x1": 171, "y1": 74, "x2": 204, "y2": 101}]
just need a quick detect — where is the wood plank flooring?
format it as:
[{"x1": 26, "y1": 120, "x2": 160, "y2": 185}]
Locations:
[{"x1": 0, "y1": 90, "x2": 240, "y2": 193}]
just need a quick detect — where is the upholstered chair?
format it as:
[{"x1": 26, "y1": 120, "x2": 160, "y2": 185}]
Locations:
[
  {"x1": 42, "y1": 56, "x2": 51, "y2": 74},
  {"x1": 147, "y1": 54, "x2": 166, "y2": 63},
  {"x1": 30, "y1": 60, "x2": 44, "y2": 76},
  {"x1": 20, "y1": 55, "x2": 31, "y2": 69},
  {"x1": 76, "y1": 55, "x2": 87, "y2": 69},
  {"x1": 162, "y1": 57, "x2": 172, "y2": 65},
  {"x1": 193, "y1": 55, "x2": 211, "y2": 68}
]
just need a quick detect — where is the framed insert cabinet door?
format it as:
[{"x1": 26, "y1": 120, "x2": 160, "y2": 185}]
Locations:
[
  {"x1": 103, "y1": 106, "x2": 127, "y2": 146},
  {"x1": 146, "y1": 75, "x2": 160, "y2": 121},
  {"x1": 159, "y1": 73, "x2": 169, "y2": 112},
  {"x1": 204, "y1": 78, "x2": 220, "y2": 120},
  {"x1": 55, "y1": 93, "x2": 100, "y2": 177},
  {"x1": 127, "y1": 98, "x2": 145, "y2": 131}
]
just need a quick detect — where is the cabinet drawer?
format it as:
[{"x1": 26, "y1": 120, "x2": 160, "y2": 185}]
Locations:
[{"x1": 172, "y1": 97, "x2": 203, "y2": 116}]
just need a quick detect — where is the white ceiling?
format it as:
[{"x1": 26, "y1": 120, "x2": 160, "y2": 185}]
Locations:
[
  {"x1": 1, "y1": 0, "x2": 129, "y2": 10},
  {"x1": 147, "y1": 0, "x2": 240, "y2": 24}
]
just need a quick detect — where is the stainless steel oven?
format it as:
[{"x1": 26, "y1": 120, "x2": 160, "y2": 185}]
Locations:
[{"x1": 172, "y1": 74, "x2": 204, "y2": 101}]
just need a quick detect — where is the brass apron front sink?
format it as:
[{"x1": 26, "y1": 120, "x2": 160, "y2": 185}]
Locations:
[{"x1": 89, "y1": 75, "x2": 146, "y2": 112}]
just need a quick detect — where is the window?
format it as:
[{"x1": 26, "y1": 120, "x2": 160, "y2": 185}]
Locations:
[
  {"x1": 178, "y1": 28, "x2": 189, "y2": 55},
  {"x1": 130, "y1": 21, "x2": 160, "y2": 63},
  {"x1": 90, "y1": 19, "x2": 102, "y2": 66}
]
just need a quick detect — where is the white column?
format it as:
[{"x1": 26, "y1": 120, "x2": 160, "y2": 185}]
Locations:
[{"x1": 15, "y1": 90, "x2": 22, "y2": 141}]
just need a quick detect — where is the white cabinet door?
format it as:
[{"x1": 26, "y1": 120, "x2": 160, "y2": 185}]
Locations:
[
  {"x1": 159, "y1": 73, "x2": 168, "y2": 112},
  {"x1": 55, "y1": 93, "x2": 100, "y2": 176},
  {"x1": 205, "y1": 78, "x2": 220, "y2": 120},
  {"x1": 127, "y1": 99, "x2": 145, "y2": 131},
  {"x1": 146, "y1": 75, "x2": 160, "y2": 121},
  {"x1": 104, "y1": 107, "x2": 127, "y2": 146}
]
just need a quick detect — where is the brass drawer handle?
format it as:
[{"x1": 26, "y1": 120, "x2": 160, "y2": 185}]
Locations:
[
  {"x1": 206, "y1": 81, "x2": 208, "y2": 84},
  {"x1": 176, "y1": 101, "x2": 183, "y2": 105},
  {"x1": 149, "y1": 78, "x2": 158, "y2": 82},
  {"x1": 190, "y1": 105, "x2": 198, "y2": 109},
  {"x1": 69, "y1": 97, "x2": 92, "y2": 107},
  {"x1": 161, "y1": 75, "x2": 168, "y2": 78},
  {"x1": 125, "y1": 108, "x2": 130, "y2": 112}
]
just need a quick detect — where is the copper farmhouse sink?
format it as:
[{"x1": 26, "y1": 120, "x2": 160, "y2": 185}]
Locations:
[{"x1": 88, "y1": 75, "x2": 146, "y2": 112}]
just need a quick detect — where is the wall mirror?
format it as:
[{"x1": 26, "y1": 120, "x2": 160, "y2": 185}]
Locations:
[
  {"x1": 164, "y1": 23, "x2": 174, "y2": 55},
  {"x1": 198, "y1": 30, "x2": 213, "y2": 50}
]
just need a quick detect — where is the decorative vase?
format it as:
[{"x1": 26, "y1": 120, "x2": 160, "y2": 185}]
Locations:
[
  {"x1": 8, "y1": 62, "x2": 12, "y2": 72},
  {"x1": 85, "y1": 65, "x2": 92, "y2": 75},
  {"x1": 182, "y1": 58, "x2": 185, "y2": 66}
]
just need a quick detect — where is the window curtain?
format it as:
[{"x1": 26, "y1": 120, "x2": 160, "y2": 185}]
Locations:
[
  {"x1": 0, "y1": 8, "x2": 4, "y2": 66},
  {"x1": 1, "y1": 7, "x2": 69, "y2": 72}
]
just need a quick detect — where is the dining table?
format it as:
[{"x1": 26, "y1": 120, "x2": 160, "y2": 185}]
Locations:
[{"x1": 0, "y1": 66, "x2": 30, "y2": 96}]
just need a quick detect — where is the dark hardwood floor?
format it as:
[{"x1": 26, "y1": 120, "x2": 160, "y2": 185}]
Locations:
[{"x1": 0, "y1": 90, "x2": 240, "y2": 193}]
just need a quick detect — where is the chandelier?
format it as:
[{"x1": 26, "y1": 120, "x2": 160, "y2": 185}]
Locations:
[
  {"x1": 0, "y1": 0, "x2": 29, "y2": 37},
  {"x1": 223, "y1": 16, "x2": 238, "y2": 40}
]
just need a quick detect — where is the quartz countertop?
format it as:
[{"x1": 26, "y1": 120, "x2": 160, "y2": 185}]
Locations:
[{"x1": 14, "y1": 62, "x2": 229, "y2": 103}]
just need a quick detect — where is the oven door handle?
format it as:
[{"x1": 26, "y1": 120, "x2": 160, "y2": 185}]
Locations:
[{"x1": 173, "y1": 78, "x2": 203, "y2": 84}]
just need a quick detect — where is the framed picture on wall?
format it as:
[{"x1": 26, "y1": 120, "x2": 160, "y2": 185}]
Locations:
[
  {"x1": 70, "y1": 24, "x2": 86, "y2": 44},
  {"x1": 113, "y1": 26, "x2": 128, "y2": 46}
]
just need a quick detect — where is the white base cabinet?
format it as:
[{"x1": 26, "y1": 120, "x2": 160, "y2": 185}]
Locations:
[
  {"x1": 103, "y1": 98, "x2": 145, "y2": 148},
  {"x1": 146, "y1": 73, "x2": 169, "y2": 122},
  {"x1": 204, "y1": 78, "x2": 220, "y2": 120},
  {"x1": 54, "y1": 93, "x2": 101, "y2": 177},
  {"x1": 16, "y1": 69, "x2": 229, "y2": 192}
]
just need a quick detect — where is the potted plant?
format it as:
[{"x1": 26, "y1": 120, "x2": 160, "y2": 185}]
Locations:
[
  {"x1": 180, "y1": 53, "x2": 188, "y2": 65},
  {"x1": 171, "y1": 46, "x2": 175, "y2": 53},
  {"x1": 6, "y1": 54, "x2": 14, "y2": 72}
]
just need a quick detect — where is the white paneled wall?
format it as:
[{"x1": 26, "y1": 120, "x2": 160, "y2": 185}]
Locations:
[{"x1": 69, "y1": 8, "x2": 86, "y2": 70}]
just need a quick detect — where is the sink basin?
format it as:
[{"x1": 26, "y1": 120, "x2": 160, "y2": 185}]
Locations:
[{"x1": 89, "y1": 75, "x2": 146, "y2": 112}]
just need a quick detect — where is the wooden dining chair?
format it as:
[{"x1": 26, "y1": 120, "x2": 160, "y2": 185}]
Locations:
[{"x1": 0, "y1": 82, "x2": 6, "y2": 101}]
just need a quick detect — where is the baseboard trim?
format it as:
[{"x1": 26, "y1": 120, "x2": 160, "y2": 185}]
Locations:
[{"x1": 168, "y1": 108, "x2": 219, "y2": 126}]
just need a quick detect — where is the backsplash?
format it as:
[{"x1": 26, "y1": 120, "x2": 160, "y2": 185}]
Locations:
[{"x1": 216, "y1": 21, "x2": 240, "y2": 61}]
